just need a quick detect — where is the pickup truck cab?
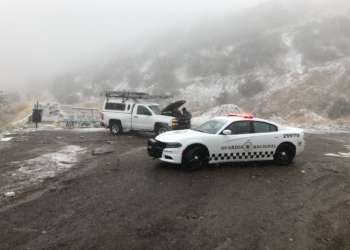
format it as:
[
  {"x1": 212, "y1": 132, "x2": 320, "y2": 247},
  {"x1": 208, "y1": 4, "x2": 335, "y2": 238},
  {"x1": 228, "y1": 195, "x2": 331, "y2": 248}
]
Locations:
[{"x1": 100, "y1": 98, "x2": 191, "y2": 135}]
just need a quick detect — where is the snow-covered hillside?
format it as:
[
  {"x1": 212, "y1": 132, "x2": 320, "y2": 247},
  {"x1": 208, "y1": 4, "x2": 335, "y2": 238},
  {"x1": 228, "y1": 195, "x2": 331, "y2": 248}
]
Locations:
[
  {"x1": 49, "y1": 0, "x2": 350, "y2": 125},
  {"x1": 191, "y1": 104, "x2": 244, "y2": 126}
]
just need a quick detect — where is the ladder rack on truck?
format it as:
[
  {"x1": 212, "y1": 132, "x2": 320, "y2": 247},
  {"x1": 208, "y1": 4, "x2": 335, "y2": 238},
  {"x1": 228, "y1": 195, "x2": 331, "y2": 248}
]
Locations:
[{"x1": 100, "y1": 91, "x2": 173, "y2": 102}]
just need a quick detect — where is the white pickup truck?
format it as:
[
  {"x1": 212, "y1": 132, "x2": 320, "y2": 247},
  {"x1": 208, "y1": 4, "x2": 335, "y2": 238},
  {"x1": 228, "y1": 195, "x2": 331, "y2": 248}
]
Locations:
[{"x1": 100, "y1": 92, "x2": 191, "y2": 135}]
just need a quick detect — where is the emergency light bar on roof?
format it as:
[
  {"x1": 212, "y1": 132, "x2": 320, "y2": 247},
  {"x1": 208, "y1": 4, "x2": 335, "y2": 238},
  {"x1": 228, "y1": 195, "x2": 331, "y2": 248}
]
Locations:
[
  {"x1": 228, "y1": 113, "x2": 254, "y2": 119},
  {"x1": 100, "y1": 91, "x2": 173, "y2": 102}
]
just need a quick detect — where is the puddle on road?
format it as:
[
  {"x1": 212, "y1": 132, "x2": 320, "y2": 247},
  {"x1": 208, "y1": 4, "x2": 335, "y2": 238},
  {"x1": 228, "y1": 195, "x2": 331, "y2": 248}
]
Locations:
[{"x1": 0, "y1": 145, "x2": 85, "y2": 193}]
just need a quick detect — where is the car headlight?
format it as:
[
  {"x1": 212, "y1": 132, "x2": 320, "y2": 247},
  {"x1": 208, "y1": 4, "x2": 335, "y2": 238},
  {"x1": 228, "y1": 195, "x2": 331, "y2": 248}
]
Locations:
[
  {"x1": 166, "y1": 142, "x2": 182, "y2": 148},
  {"x1": 172, "y1": 118, "x2": 178, "y2": 126}
]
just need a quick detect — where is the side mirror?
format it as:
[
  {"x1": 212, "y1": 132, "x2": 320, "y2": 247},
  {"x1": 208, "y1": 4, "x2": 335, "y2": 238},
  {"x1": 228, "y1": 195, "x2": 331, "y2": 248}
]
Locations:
[
  {"x1": 222, "y1": 130, "x2": 232, "y2": 135},
  {"x1": 144, "y1": 111, "x2": 152, "y2": 116}
]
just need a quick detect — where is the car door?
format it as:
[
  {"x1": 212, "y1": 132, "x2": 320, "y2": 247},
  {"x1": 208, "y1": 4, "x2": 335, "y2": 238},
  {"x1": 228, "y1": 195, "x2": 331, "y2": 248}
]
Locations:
[
  {"x1": 249, "y1": 121, "x2": 280, "y2": 160},
  {"x1": 215, "y1": 121, "x2": 253, "y2": 163},
  {"x1": 132, "y1": 104, "x2": 154, "y2": 130}
]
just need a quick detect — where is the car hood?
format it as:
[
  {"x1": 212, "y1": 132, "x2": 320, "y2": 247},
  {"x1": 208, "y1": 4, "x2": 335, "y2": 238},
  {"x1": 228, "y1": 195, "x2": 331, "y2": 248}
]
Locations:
[
  {"x1": 156, "y1": 129, "x2": 206, "y2": 142},
  {"x1": 162, "y1": 100, "x2": 186, "y2": 113}
]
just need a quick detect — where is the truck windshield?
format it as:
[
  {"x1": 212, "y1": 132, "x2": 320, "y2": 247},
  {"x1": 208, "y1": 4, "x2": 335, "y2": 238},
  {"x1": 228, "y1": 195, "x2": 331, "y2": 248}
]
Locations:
[
  {"x1": 149, "y1": 105, "x2": 164, "y2": 114},
  {"x1": 193, "y1": 119, "x2": 227, "y2": 134}
]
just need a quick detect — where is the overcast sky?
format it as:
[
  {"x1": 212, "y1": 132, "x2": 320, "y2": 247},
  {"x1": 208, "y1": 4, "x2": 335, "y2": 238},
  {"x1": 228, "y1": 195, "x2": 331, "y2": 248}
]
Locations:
[{"x1": 0, "y1": 0, "x2": 268, "y2": 92}]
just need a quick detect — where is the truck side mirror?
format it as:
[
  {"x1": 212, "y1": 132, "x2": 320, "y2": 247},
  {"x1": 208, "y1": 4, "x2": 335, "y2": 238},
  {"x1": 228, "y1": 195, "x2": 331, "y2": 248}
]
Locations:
[{"x1": 144, "y1": 111, "x2": 152, "y2": 116}]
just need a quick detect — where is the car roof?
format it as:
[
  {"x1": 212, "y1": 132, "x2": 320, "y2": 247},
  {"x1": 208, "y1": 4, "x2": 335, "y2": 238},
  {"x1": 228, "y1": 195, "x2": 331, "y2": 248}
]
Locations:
[
  {"x1": 104, "y1": 98, "x2": 160, "y2": 105},
  {"x1": 212, "y1": 116, "x2": 280, "y2": 126}
]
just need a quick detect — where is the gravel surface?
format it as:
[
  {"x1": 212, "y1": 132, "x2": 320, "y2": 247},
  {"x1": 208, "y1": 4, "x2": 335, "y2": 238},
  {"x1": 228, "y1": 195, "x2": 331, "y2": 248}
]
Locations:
[{"x1": 1, "y1": 126, "x2": 350, "y2": 249}]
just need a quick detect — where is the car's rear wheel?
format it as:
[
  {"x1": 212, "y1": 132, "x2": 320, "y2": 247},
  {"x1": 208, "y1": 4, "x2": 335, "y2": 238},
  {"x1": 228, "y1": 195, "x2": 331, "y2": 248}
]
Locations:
[
  {"x1": 110, "y1": 122, "x2": 123, "y2": 135},
  {"x1": 274, "y1": 143, "x2": 295, "y2": 165},
  {"x1": 182, "y1": 146, "x2": 209, "y2": 170}
]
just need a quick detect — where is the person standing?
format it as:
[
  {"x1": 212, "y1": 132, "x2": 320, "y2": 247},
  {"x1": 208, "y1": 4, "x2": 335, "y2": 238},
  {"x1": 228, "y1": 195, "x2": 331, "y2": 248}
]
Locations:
[{"x1": 182, "y1": 107, "x2": 192, "y2": 118}]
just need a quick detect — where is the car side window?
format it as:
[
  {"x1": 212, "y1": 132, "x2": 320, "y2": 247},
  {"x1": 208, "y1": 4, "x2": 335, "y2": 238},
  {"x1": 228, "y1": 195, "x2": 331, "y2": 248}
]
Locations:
[
  {"x1": 253, "y1": 121, "x2": 278, "y2": 133},
  {"x1": 137, "y1": 105, "x2": 149, "y2": 115},
  {"x1": 225, "y1": 121, "x2": 251, "y2": 134}
]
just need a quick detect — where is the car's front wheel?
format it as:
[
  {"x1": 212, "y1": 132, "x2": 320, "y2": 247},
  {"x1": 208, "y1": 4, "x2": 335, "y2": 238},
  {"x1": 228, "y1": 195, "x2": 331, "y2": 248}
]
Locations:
[
  {"x1": 182, "y1": 146, "x2": 209, "y2": 170},
  {"x1": 110, "y1": 122, "x2": 123, "y2": 135},
  {"x1": 156, "y1": 125, "x2": 168, "y2": 135},
  {"x1": 274, "y1": 143, "x2": 295, "y2": 165}
]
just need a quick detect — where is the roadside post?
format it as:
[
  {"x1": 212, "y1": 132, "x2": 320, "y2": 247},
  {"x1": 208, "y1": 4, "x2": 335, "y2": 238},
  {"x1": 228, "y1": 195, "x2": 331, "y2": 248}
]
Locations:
[{"x1": 32, "y1": 100, "x2": 43, "y2": 129}]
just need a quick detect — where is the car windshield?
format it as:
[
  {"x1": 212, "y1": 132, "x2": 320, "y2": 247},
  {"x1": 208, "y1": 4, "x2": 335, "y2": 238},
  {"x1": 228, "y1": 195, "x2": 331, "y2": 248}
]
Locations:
[
  {"x1": 149, "y1": 105, "x2": 164, "y2": 114},
  {"x1": 193, "y1": 119, "x2": 227, "y2": 134}
]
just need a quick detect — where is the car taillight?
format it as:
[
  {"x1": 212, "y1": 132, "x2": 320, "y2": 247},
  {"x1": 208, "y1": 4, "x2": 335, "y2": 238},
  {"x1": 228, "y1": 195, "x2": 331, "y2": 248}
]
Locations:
[{"x1": 100, "y1": 113, "x2": 104, "y2": 120}]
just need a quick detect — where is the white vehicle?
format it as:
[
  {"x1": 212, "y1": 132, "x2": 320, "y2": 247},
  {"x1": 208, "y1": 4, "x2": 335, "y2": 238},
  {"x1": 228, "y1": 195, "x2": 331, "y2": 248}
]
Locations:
[
  {"x1": 100, "y1": 91, "x2": 191, "y2": 135},
  {"x1": 147, "y1": 114, "x2": 305, "y2": 170}
]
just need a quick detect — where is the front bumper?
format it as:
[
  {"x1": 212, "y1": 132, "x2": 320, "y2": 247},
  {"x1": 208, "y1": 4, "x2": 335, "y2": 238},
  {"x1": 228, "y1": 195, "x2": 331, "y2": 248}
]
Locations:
[
  {"x1": 147, "y1": 139, "x2": 162, "y2": 158},
  {"x1": 147, "y1": 139, "x2": 182, "y2": 164},
  {"x1": 172, "y1": 124, "x2": 191, "y2": 130}
]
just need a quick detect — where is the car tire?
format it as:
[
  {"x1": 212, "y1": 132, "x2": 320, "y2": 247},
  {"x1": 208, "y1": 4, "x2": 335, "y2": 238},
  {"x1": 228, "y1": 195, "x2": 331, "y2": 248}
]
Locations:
[
  {"x1": 110, "y1": 122, "x2": 123, "y2": 135},
  {"x1": 274, "y1": 143, "x2": 295, "y2": 166},
  {"x1": 156, "y1": 125, "x2": 168, "y2": 135},
  {"x1": 183, "y1": 146, "x2": 209, "y2": 171}
]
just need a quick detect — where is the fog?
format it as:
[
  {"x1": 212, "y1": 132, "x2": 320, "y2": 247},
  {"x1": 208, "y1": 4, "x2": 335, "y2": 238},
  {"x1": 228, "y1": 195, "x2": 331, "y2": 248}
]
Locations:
[{"x1": 0, "y1": 0, "x2": 268, "y2": 92}]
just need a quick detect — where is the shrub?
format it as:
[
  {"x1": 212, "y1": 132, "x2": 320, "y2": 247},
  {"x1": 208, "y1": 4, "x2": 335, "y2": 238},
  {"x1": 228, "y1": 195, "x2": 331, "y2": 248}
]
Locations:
[
  {"x1": 0, "y1": 91, "x2": 8, "y2": 109},
  {"x1": 215, "y1": 90, "x2": 230, "y2": 105},
  {"x1": 238, "y1": 79, "x2": 264, "y2": 97},
  {"x1": 328, "y1": 98, "x2": 350, "y2": 119}
]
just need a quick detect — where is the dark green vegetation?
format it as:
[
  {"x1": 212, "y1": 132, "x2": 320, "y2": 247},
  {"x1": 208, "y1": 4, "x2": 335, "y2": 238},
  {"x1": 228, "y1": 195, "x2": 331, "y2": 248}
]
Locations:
[
  {"x1": 238, "y1": 79, "x2": 264, "y2": 98},
  {"x1": 215, "y1": 90, "x2": 230, "y2": 105},
  {"x1": 328, "y1": 98, "x2": 350, "y2": 119}
]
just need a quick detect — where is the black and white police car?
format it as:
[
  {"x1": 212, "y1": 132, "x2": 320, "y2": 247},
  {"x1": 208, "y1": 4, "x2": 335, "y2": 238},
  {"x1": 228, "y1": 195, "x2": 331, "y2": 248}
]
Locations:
[{"x1": 147, "y1": 114, "x2": 305, "y2": 170}]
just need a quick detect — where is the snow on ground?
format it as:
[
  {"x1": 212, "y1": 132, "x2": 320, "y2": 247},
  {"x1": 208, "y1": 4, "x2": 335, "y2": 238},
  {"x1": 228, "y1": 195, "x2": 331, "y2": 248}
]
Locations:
[
  {"x1": 1, "y1": 107, "x2": 349, "y2": 196},
  {"x1": 282, "y1": 32, "x2": 304, "y2": 74},
  {"x1": 324, "y1": 145, "x2": 350, "y2": 158},
  {"x1": 0, "y1": 145, "x2": 85, "y2": 194},
  {"x1": 298, "y1": 109, "x2": 328, "y2": 122},
  {"x1": 293, "y1": 123, "x2": 350, "y2": 133}
]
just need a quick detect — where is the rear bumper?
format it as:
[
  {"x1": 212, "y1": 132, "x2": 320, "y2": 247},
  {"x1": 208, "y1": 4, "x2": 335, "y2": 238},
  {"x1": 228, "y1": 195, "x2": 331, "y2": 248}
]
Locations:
[
  {"x1": 295, "y1": 139, "x2": 305, "y2": 156},
  {"x1": 100, "y1": 122, "x2": 109, "y2": 128}
]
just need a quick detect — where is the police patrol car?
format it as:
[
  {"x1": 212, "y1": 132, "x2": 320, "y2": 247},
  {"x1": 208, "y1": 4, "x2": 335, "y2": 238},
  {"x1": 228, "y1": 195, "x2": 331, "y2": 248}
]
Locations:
[{"x1": 147, "y1": 114, "x2": 305, "y2": 170}]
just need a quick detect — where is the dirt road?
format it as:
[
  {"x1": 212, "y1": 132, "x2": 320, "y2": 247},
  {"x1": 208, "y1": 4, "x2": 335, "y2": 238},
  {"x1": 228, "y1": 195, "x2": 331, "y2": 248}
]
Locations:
[{"x1": 0, "y1": 127, "x2": 350, "y2": 249}]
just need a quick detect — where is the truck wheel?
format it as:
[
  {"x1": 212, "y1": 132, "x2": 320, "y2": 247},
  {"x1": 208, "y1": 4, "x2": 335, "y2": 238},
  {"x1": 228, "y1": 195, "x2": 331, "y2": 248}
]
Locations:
[
  {"x1": 274, "y1": 143, "x2": 295, "y2": 165},
  {"x1": 156, "y1": 126, "x2": 168, "y2": 135},
  {"x1": 182, "y1": 146, "x2": 209, "y2": 171},
  {"x1": 110, "y1": 122, "x2": 123, "y2": 135}
]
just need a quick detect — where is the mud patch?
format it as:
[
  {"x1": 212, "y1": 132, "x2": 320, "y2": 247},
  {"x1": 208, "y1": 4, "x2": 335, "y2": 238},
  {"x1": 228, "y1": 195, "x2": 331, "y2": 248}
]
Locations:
[{"x1": 0, "y1": 145, "x2": 85, "y2": 194}]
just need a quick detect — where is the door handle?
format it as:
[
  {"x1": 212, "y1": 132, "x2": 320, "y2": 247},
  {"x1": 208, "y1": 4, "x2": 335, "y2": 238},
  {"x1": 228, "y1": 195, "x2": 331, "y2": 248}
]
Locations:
[{"x1": 134, "y1": 116, "x2": 138, "y2": 118}]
